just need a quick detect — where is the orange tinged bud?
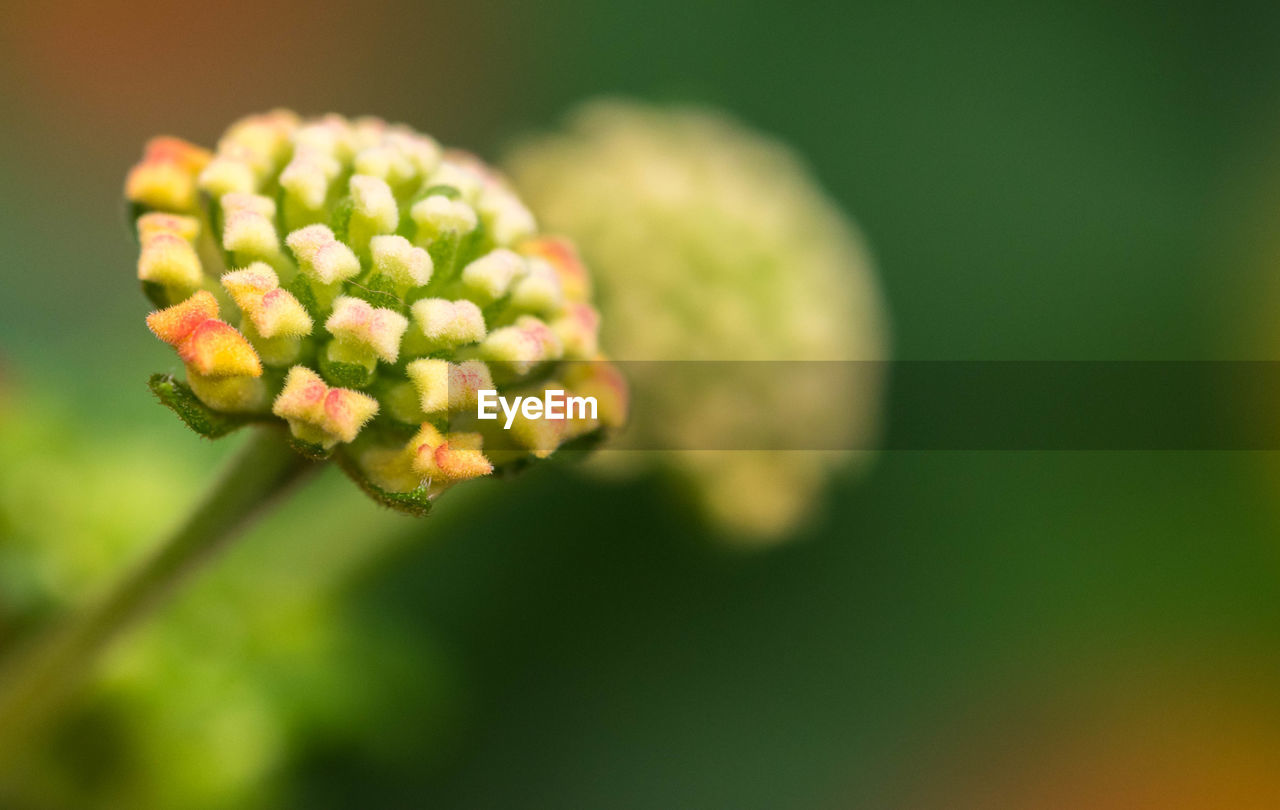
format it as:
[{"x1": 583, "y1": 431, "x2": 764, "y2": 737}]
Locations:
[
  {"x1": 272, "y1": 366, "x2": 379, "y2": 447},
  {"x1": 409, "y1": 424, "x2": 492, "y2": 481},
  {"x1": 125, "y1": 136, "x2": 212, "y2": 211},
  {"x1": 146, "y1": 291, "x2": 219, "y2": 345},
  {"x1": 147, "y1": 291, "x2": 262, "y2": 378},
  {"x1": 520, "y1": 237, "x2": 591, "y2": 302}
]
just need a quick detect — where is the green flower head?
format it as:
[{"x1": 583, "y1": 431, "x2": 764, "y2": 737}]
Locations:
[
  {"x1": 127, "y1": 111, "x2": 626, "y2": 514},
  {"x1": 505, "y1": 100, "x2": 887, "y2": 540}
]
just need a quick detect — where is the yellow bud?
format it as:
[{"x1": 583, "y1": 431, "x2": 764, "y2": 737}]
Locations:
[
  {"x1": 272, "y1": 366, "x2": 379, "y2": 448},
  {"x1": 286, "y1": 225, "x2": 361, "y2": 284},
  {"x1": 325, "y1": 296, "x2": 409, "y2": 364}
]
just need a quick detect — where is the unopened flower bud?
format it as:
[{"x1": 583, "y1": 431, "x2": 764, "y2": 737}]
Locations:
[
  {"x1": 460, "y1": 248, "x2": 525, "y2": 304},
  {"x1": 272, "y1": 366, "x2": 379, "y2": 449},
  {"x1": 408, "y1": 424, "x2": 492, "y2": 482},
  {"x1": 125, "y1": 137, "x2": 211, "y2": 212},
  {"x1": 218, "y1": 193, "x2": 280, "y2": 265},
  {"x1": 137, "y1": 213, "x2": 203, "y2": 292},
  {"x1": 324, "y1": 296, "x2": 409, "y2": 366},
  {"x1": 405, "y1": 358, "x2": 492, "y2": 414},
  {"x1": 410, "y1": 194, "x2": 478, "y2": 243},
  {"x1": 408, "y1": 297, "x2": 486, "y2": 352},
  {"x1": 480, "y1": 315, "x2": 563, "y2": 374},
  {"x1": 286, "y1": 224, "x2": 361, "y2": 285},
  {"x1": 370, "y1": 235, "x2": 432, "y2": 295}
]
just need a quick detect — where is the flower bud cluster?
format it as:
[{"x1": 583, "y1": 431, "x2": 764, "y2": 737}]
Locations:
[
  {"x1": 128, "y1": 111, "x2": 626, "y2": 512},
  {"x1": 505, "y1": 100, "x2": 886, "y2": 539}
]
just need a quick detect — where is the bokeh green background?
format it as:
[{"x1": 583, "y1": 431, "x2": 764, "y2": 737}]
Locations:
[{"x1": 4, "y1": 0, "x2": 1280, "y2": 806}]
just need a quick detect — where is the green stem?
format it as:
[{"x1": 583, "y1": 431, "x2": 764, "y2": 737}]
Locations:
[{"x1": 0, "y1": 425, "x2": 314, "y2": 770}]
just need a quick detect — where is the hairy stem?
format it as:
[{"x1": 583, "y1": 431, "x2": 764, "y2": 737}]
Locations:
[{"x1": 0, "y1": 425, "x2": 314, "y2": 772}]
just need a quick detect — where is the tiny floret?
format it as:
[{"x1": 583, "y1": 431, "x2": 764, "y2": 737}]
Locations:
[
  {"x1": 325, "y1": 296, "x2": 409, "y2": 364},
  {"x1": 286, "y1": 224, "x2": 361, "y2": 284},
  {"x1": 408, "y1": 424, "x2": 492, "y2": 482},
  {"x1": 125, "y1": 136, "x2": 212, "y2": 211},
  {"x1": 460, "y1": 249, "x2": 525, "y2": 303},
  {"x1": 480, "y1": 315, "x2": 564, "y2": 374},
  {"x1": 221, "y1": 264, "x2": 313, "y2": 338},
  {"x1": 272, "y1": 366, "x2": 379, "y2": 448},
  {"x1": 146, "y1": 291, "x2": 262, "y2": 378},
  {"x1": 410, "y1": 195, "x2": 478, "y2": 242},
  {"x1": 220, "y1": 193, "x2": 281, "y2": 260},
  {"x1": 137, "y1": 214, "x2": 202, "y2": 290},
  {"x1": 370, "y1": 235, "x2": 432, "y2": 292},
  {"x1": 410, "y1": 298, "x2": 486, "y2": 349}
]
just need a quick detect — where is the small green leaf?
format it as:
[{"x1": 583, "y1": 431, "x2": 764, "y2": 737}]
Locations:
[
  {"x1": 318, "y1": 354, "x2": 376, "y2": 389},
  {"x1": 148, "y1": 374, "x2": 251, "y2": 439},
  {"x1": 346, "y1": 272, "x2": 403, "y2": 311},
  {"x1": 287, "y1": 436, "x2": 333, "y2": 461},
  {"x1": 334, "y1": 452, "x2": 433, "y2": 517}
]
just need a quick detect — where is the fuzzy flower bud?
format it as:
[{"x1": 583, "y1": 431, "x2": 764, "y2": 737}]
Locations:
[
  {"x1": 136, "y1": 213, "x2": 203, "y2": 293},
  {"x1": 505, "y1": 100, "x2": 887, "y2": 540},
  {"x1": 127, "y1": 111, "x2": 625, "y2": 512},
  {"x1": 125, "y1": 137, "x2": 212, "y2": 212},
  {"x1": 324, "y1": 296, "x2": 409, "y2": 365}
]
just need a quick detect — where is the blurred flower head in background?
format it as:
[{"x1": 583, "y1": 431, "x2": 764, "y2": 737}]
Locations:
[
  {"x1": 505, "y1": 100, "x2": 888, "y2": 541},
  {"x1": 126, "y1": 111, "x2": 626, "y2": 514}
]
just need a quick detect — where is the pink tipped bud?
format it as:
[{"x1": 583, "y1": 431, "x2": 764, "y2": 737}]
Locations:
[
  {"x1": 405, "y1": 358, "x2": 493, "y2": 413},
  {"x1": 409, "y1": 424, "x2": 492, "y2": 481},
  {"x1": 146, "y1": 290, "x2": 219, "y2": 345},
  {"x1": 176, "y1": 320, "x2": 263, "y2": 378},
  {"x1": 460, "y1": 249, "x2": 525, "y2": 303},
  {"x1": 147, "y1": 291, "x2": 263, "y2": 378},
  {"x1": 370, "y1": 235, "x2": 432, "y2": 291},
  {"x1": 409, "y1": 297, "x2": 486, "y2": 349},
  {"x1": 519, "y1": 237, "x2": 592, "y2": 302},
  {"x1": 508, "y1": 256, "x2": 564, "y2": 314},
  {"x1": 551, "y1": 303, "x2": 601, "y2": 359},
  {"x1": 325, "y1": 296, "x2": 409, "y2": 364},
  {"x1": 137, "y1": 214, "x2": 203, "y2": 289},
  {"x1": 563, "y1": 361, "x2": 629, "y2": 429},
  {"x1": 410, "y1": 194, "x2": 478, "y2": 242},
  {"x1": 125, "y1": 136, "x2": 212, "y2": 212},
  {"x1": 286, "y1": 224, "x2": 361, "y2": 284},
  {"x1": 138, "y1": 233, "x2": 203, "y2": 289},
  {"x1": 272, "y1": 365, "x2": 379, "y2": 447},
  {"x1": 280, "y1": 147, "x2": 340, "y2": 211},
  {"x1": 479, "y1": 315, "x2": 564, "y2": 374},
  {"x1": 220, "y1": 193, "x2": 281, "y2": 260},
  {"x1": 221, "y1": 263, "x2": 313, "y2": 338},
  {"x1": 137, "y1": 212, "x2": 200, "y2": 243},
  {"x1": 198, "y1": 156, "x2": 257, "y2": 198},
  {"x1": 349, "y1": 175, "x2": 399, "y2": 238}
]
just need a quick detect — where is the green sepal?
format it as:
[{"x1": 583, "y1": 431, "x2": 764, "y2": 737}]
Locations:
[
  {"x1": 329, "y1": 196, "x2": 354, "y2": 243},
  {"x1": 141, "y1": 281, "x2": 170, "y2": 309},
  {"x1": 347, "y1": 272, "x2": 402, "y2": 311},
  {"x1": 148, "y1": 373, "x2": 252, "y2": 439},
  {"x1": 287, "y1": 273, "x2": 323, "y2": 320},
  {"x1": 318, "y1": 353, "x2": 376, "y2": 389},
  {"x1": 287, "y1": 436, "x2": 333, "y2": 461},
  {"x1": 334, "y1": 451, "x2": 433, "y2": 517}
]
